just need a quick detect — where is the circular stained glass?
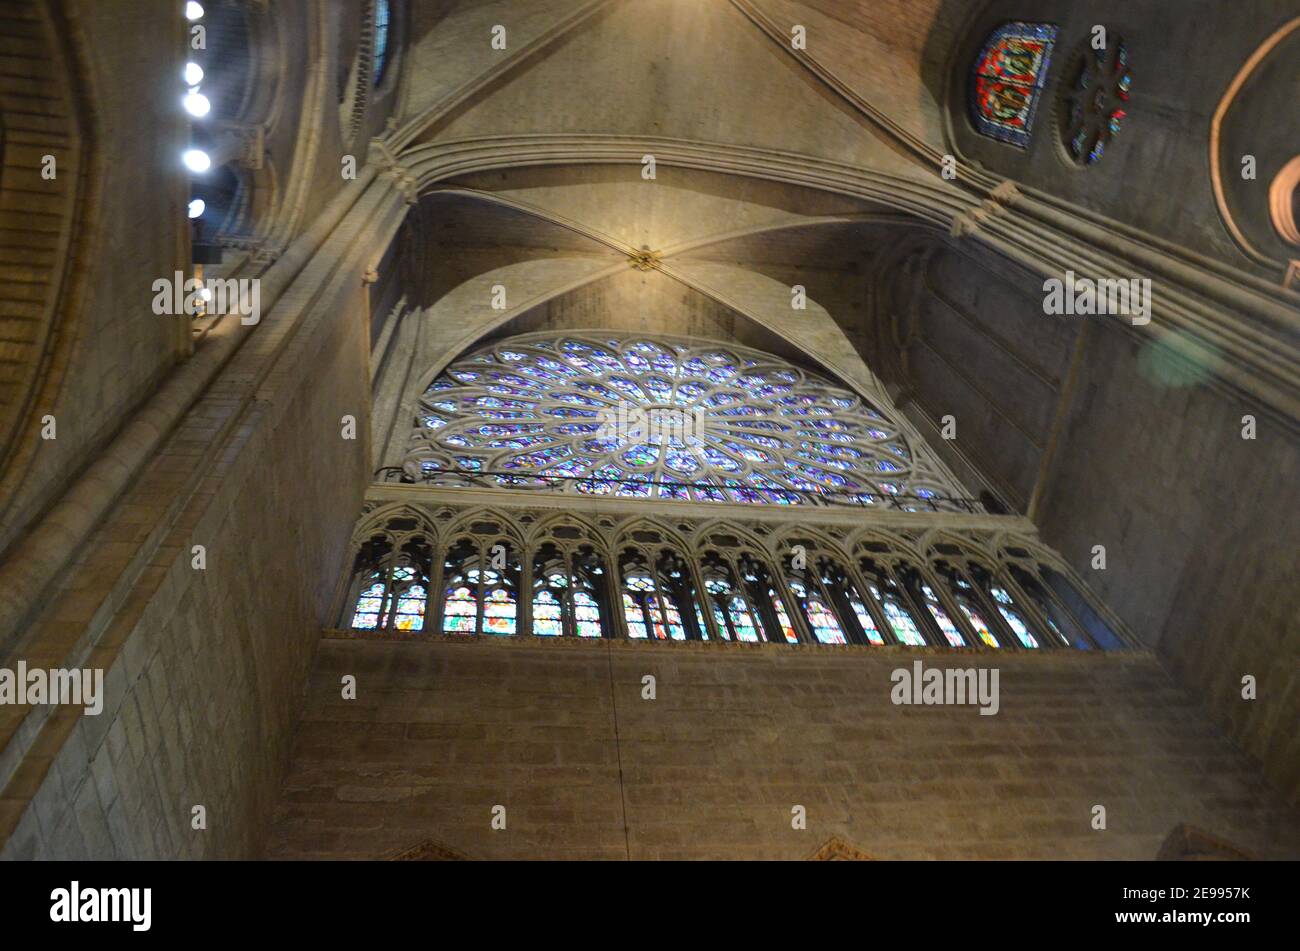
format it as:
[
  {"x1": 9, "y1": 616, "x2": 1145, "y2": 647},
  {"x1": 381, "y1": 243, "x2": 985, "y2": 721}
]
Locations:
[
  {"x1": 1057, "y1": 35, "x2": 1132, "y2": 167},
  {"x1": 404, "y1": 332, "x2": 965, "y2": 509}
]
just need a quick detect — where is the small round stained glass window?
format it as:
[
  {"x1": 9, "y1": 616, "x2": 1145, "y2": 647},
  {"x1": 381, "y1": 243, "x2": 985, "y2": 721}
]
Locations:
[{"x1": 1058, "y1": 34, "x2": 1132, "y2": 166}]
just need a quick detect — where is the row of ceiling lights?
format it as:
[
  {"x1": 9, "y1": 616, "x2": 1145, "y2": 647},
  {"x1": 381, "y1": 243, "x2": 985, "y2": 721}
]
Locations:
[{"x1": 181, "y1": 1, "x2": 210, "y2": 220}]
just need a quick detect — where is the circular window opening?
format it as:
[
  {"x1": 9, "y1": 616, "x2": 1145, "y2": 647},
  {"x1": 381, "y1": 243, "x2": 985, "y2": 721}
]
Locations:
[
  {"x1": 1056, "y1": 35, "x2": 1133, "y2": 166},
  {"x1": 1269, "y1": 155, "x2": 1300, "y2": 246}
]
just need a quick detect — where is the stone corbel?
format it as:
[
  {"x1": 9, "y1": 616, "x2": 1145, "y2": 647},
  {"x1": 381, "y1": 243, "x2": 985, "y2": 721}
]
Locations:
[
  {"x1": 949, "y1": 181, "x2": 1019, "y2": 239},
  {"x1": 369, "y1": 138, "x2": 420, "y2": 205}
]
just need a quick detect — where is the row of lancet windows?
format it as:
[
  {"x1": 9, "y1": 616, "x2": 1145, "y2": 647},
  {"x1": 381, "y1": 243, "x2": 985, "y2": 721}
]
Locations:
[{"x1": 342, "y1": 517, "x2": 1124, "y2": 650}]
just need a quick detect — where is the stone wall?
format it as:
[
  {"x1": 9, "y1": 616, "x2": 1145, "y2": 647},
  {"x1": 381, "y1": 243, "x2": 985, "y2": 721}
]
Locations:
[
  {"x1": 0, "y1": 0, "x2": 188, "y2": 555},
  {"x1": 1037, "y1": 317, "x2": 1300, "y2": 802},
  {"x1": 266, "y1": 634, "x2": 1300, "y2": 860},
  {"x1": 0, "y1": 257, "x2": 377, "y2": 860}
]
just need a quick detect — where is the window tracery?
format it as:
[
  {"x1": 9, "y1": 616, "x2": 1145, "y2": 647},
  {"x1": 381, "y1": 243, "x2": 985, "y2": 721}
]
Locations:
[
  {"x1": 1057, "y1": 33, "x2": 1132, "y2": 166},
  {"x1": 341, "y1": 506, "x2": 1130, "y2": 652},
  {"x1": 403, "y1": 332, "x2": 969, "y2": 511}
]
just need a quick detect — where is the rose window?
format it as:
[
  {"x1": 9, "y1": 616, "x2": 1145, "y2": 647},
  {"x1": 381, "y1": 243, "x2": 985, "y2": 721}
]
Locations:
[{"x1": 403, "y1": 332, "x2": 969, "y2": 510}]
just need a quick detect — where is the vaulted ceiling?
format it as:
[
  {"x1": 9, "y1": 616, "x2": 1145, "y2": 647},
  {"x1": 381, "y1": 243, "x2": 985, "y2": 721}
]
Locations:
[{"x1": 380, "y1": 0, "x2": 978, "y2": 411}]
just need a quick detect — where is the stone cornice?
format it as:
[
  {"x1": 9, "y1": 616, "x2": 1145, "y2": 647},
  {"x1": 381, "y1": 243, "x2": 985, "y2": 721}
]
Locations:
[{"x1": 364, "y1": 481, "x2": 1038, "y2": 534}]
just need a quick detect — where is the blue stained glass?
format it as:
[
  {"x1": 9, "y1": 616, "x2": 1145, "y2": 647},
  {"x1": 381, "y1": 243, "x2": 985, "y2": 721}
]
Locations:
[
  {"x1": 501, "y1": 447, "x2": 565, "y2": 469},
  {"x1": 351, "y1": 580, "x2": 387, "y2": 630},
  {"x1": 721, "y1": 442, "x2": 771, "y2": 464},
  {"x1": 607, "y1": 377, "x2": 646, "y2": 400},
  {"x1": 651, "y1": 353, "x2": 677, "y2": 375},
  {"x1": 475, "y1": 410, "x2": 535, "y2": 421},
  {"x1": 802, "y1": 595, "x2": 846, "y2": 644},
  {"x1": 412, "y1": 333, "x2": 968, "y2": 508},
  {"x1": 850, "y1": 600, "x2": 885, "y2": 645},
  {"x1": 700, "y1": 448, "x2": 741, "y2": 471},
  {"x1": 665, "y1": 451, "x2": 700, "y2": 474},
  {"x1": 645, "y1": 377, "x2": 673, "y2": 401},
  {"x1": 443, "y1": 586, "x2": 478, "y2": 633},
  {"x1": 622, "y1": 593, "x2": 650, "y2": 639},
  {"x1": 615, "y1": 475, "x2": 653, "y2": 498},
  {"x1": 724, "y1": 595, "x2": 759, "y2": 642},
  {"x1": 622, "y1": 444, "x2": 658, "y2": 467},
  {"x1": 552, "y1": 393, "x2": 607, "y2": 407},
  {"x1": 537, "y1": 357, "x2": 578, "y2": 377},
  {"x1": 879, "y1": 595, "x2": 926, "y2": 646},
  {"x1": 577, "y1": 382, "x2": 621, "y2": 402},
  {"x1": 573, "y1": 591, "x2": 602, "y2": 637},
  {"x1": 711, "y1": 604, "x2": 731, "y2": 640},
  {"x1": 369, "y1": 0, "x2": 387, "y2": 83}
]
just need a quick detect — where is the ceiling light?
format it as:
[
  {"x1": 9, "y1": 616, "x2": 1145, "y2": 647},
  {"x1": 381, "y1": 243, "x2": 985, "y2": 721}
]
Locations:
[
  {"x1": 183, "y1": 89, "x2": 210, "y2": 117},
  {"x1": 185, "y1": 2, "x2": 204, "y2": 20},
  {"x1": 183, "y1": 62, "x2": 204, "y2": 85},
  {"x1": 188, "y1": 198, "x2": 206, "y2": 218},
  {"x1": 182, "y1": 149, "x2": 211, "y2": 173}
]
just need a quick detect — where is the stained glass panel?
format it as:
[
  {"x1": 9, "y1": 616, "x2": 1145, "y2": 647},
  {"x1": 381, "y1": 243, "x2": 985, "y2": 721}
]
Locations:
[
  {"x1": 406, "y1": 332, "x2": 964, "y2": 509},
  {"x1": 533, "y1": 590, "x2": 563, "y2": 637},
  {"x1": 351, "y1": 580, "x2": 386, "y2": 630},
  {"x1": 850, "y1": 599, "x2": 886, "y2": 646},
  {"x1": 970, "y1": 22, "x2": 1059, "y2": 147},
  {"x1": 442, "y1": 586, "x2": 477, "y2": 633},
  {"x1": 372, "y1": 0, "x2": 392, "y2": 84},
  {"x1": 573, "y1": 591, "x2": 602, "y2": 638},
  {"x1": 483, "y1": 587, "x2": 517, "y2": 636}
]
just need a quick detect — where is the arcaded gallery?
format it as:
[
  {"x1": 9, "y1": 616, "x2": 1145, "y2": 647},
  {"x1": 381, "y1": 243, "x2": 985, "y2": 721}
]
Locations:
[{"x1": 0, "y1": 0, "x2": 1296, "y2": 871}]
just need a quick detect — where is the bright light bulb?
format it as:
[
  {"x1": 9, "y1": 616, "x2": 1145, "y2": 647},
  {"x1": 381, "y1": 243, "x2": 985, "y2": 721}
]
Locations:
[
  {"x1": 185, "y1": 2, "x2": 204, "y2": 20},
  {"x1": 200, "y1": 286, "x2": 213, "y2": 302},
  {"x1": 188, "y1": 198, "x2": 206, "y2": 218},
  {"x1": 182, "y1": 149, "x2": 211, "y2": 173},
  {"x1": 183, "y1": 62, "x2": 204, "y2": 85},
  {"x1": 183, "y1": 90, "x2": 210, "y2": 117}
]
